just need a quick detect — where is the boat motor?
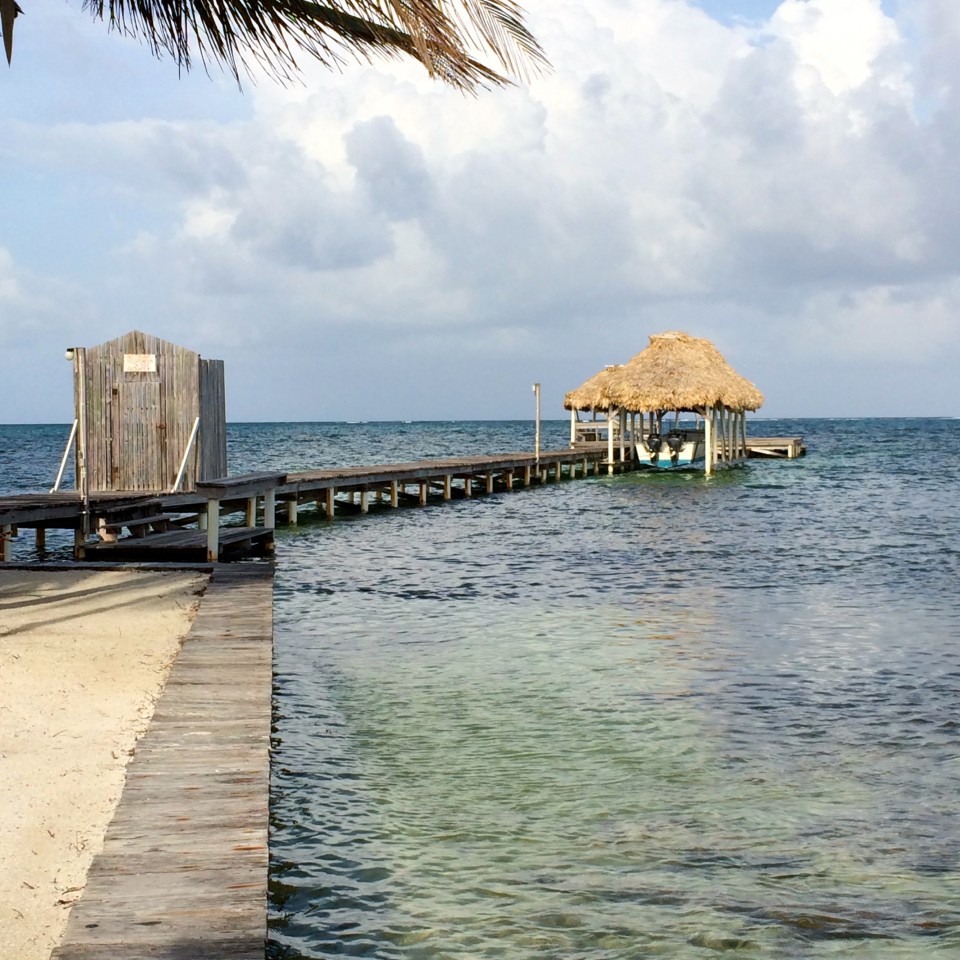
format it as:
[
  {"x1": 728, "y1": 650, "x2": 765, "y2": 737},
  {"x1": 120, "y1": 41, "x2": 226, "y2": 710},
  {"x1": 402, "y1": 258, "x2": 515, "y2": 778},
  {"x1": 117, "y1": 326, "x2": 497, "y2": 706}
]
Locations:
[
  {"x1": 666, "y1": 431, "x2": 685, "y2": 464},
  {"x1": 643, "y1": 433, "x2": 662, "y2": 464}
]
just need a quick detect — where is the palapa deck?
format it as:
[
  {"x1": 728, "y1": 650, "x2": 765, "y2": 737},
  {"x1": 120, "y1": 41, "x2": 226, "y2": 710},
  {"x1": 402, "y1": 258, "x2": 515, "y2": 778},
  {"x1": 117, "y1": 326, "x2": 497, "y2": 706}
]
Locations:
[{"x1": 51, "y1": 564, "x2": 273, "y2": 960}]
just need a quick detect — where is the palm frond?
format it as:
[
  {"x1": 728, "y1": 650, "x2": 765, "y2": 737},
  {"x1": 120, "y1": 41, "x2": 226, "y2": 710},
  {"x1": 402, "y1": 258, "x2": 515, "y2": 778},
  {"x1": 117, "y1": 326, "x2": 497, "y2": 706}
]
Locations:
[{"x1": 76, "y1": 0, "x2": 548, "y2": 89}]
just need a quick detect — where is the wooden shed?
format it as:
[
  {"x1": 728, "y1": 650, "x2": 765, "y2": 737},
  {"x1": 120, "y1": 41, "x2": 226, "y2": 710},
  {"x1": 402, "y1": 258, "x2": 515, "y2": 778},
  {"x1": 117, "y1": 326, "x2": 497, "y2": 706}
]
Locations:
[{"x1": 70, "y1": 330, "x2": 227, "y2": 493}]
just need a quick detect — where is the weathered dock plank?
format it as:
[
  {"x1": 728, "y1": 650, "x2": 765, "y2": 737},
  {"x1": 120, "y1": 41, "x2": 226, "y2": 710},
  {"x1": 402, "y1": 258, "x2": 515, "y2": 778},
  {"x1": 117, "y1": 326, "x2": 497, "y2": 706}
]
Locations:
[{"x1": 51, "y1": 564, "x2": 273, "y2": 960}]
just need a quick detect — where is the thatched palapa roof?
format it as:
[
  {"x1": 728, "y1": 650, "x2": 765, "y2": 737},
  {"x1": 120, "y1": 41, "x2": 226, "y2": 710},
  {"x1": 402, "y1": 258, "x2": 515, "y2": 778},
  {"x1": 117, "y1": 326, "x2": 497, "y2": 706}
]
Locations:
[
  {"x1": 565, "y1": 331, "x2": 764, "y2": 413},
  {"x1": 563, "y1": 364, "x2": 623, "y2": 412}
]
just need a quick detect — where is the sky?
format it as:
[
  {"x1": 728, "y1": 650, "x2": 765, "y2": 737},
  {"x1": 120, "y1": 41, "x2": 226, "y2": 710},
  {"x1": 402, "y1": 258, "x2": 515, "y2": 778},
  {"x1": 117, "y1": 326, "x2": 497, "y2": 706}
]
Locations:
[{"x1": 2, "y1": 0, "x2": 959, "y2": 422}]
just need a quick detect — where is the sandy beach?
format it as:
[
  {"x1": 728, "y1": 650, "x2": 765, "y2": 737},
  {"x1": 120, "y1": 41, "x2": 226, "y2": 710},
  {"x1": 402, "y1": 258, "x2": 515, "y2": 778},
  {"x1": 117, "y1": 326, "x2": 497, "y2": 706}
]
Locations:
[{"x1": 0, "y1": 568, "x2": 208, "y2": 960}]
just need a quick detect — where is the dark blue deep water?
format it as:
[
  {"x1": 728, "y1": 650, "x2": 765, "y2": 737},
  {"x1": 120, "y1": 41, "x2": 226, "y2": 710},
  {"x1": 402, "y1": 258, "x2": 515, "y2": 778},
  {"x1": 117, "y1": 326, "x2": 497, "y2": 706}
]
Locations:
[{"x1": 2, "y1": 418, "x2": 959, "y2": 958}]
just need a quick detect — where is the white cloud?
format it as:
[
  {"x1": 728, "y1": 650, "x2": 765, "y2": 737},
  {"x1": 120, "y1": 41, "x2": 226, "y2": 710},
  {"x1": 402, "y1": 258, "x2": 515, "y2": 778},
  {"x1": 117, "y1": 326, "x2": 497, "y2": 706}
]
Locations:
[{"x1": 3, "y1": 0, "x2": 960, "y2": 420}]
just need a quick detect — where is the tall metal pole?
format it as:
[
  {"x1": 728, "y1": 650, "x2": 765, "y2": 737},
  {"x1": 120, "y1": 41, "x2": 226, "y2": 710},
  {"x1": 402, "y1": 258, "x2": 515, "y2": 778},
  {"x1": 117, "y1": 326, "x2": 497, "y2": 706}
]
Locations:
[{"x1": 532, "y1": 382, "x2": 541, "y2": 469}]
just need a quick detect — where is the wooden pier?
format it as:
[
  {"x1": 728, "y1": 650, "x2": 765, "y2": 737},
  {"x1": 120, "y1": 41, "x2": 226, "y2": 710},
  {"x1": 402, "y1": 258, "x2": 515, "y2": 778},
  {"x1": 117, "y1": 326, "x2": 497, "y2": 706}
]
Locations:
[
  {"x1": 0, "y1": 439, "x2": 804, "y2": 563},
  {"x1": 51, "y1": 563, "x2": 273, "y2": 960}
]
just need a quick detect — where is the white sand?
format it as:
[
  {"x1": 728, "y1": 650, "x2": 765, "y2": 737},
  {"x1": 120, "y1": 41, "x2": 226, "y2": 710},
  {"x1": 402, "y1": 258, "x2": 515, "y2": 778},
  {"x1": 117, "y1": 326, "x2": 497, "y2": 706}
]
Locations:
[{"x1": 0, "y1": 568, "x2": 208, "y2": 960}]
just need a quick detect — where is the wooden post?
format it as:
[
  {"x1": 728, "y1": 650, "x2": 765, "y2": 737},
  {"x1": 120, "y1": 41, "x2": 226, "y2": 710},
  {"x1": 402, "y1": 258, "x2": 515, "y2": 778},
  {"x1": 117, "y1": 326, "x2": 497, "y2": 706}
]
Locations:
[
  {"x1": 326, "y1": 488, "x2": 336, "y2": 519},
  {"x1": 390, "y1": 480, "x2": 399, "y2": 508},
  {"x1": 74, "y1": 527, "x2": 86, "y2": 560},
  {"x1": 245, "y1": 497, "x2": 257, "y2": 526},
  {"x1": 524, "y1": 465, "x2": 531, "y2": 486},
  {"x1": 206, "y1": 499, "x2": 220, "y2": 562},
  {"x1": 704, "y1": 407, "x2": 714, "y2": 476},
  {"x1": 570, "y1": 408, "x2": 576, "y2": 446},
  {"x1": 443, "y1": 475, "x2": 452, "y2": 499},
  {"x1": 533, "y1": 382, "x2": 541, "y2": 468},
  {"x1": 1, "y1": 525, "x2": 11, "y2": 562},
  {"x1": 35, "y1": 527, "x2": 46, "y2": 551},
  {"x1": 360, "y1": 490, "x2": 369, "y2": 513},
  {"x1": 485, "y1": 474, "x2": 494, "y2": 495},
  {"x1": 287, "y1": 499, "x2": 298, "y2": 524},
  {"x1": 464, "y1": 477, "x2": 472, "y2": 498},
  {"x1": 506, "y1": 470, "x2": 513, "y2": 491},
  {"x1": 620, "y1": 407, "x2": 627, "y2": 467},
  {"x1": 607, "y1": 409, "x2": 615, "y2": 475},
  {"x1": 264, "y1": 489, "x2": 276, "y2": 529},
  {"x1": 419, "y1": 482, "x2": 428, "y2": 506}
]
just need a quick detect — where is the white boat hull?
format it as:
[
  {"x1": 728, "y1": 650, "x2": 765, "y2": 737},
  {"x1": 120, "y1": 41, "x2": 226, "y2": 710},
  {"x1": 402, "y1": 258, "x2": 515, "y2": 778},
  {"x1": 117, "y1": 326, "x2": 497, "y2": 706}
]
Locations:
[{"x1": 635, "y1": 434, "x2": 705, "y2": 469}]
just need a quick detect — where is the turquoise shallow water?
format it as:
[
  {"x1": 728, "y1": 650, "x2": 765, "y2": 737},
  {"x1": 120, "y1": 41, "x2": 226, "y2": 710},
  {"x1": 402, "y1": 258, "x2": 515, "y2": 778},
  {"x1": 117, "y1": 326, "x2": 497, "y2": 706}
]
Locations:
[{"x1": 2, "y1": 418, "x2": 960, "y2": 957}]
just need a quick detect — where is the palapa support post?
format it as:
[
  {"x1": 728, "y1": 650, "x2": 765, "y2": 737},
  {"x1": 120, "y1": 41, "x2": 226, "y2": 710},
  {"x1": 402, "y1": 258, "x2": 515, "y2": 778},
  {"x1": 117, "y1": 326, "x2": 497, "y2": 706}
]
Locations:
[
  {"x1": 607, "y1": 409, "x2": 615, "y2": 475},
  {"x1": 618, "y1": 407, "x2": 627, "y2": 467},
  {"x1": 704, "y1": 407, "x2": 715, "y2": 476}
]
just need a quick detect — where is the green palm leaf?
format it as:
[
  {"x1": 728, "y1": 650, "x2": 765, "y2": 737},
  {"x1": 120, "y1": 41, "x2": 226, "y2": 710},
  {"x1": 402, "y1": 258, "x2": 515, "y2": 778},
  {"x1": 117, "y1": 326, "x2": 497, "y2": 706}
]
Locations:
[{"x1": 1, "y1": 1, "x2": 547, "y2": 89}]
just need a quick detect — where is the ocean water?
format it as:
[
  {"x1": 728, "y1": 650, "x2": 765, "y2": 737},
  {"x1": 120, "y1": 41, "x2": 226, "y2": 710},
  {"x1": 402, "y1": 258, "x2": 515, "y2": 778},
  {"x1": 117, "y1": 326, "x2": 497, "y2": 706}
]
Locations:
[{"x1": 2, "y1": 419, "x2": 960, "y2": 957}]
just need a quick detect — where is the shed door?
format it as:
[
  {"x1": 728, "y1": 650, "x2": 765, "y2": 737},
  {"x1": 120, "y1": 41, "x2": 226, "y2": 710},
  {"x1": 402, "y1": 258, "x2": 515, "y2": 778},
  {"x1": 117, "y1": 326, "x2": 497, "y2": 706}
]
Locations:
[{"x1": 113, "y1": 381, "x2": 164, "y2": 490}]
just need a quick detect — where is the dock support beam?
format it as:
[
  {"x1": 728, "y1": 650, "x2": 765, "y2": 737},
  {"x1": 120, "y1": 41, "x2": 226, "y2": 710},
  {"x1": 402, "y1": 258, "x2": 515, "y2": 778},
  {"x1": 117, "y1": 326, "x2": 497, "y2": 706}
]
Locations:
[
  {"x1": 1, "y1": 525, "x2": 11, "y2": 562},
  {"x1": 326, "y1": 488, "x2": 335, "y2": 519},
  {"x1": 287, "y1": 499, "x2": 298, "y2": 525},
  {"x1": 390, "y1": 481, "x2": 399, "y2": 508}
]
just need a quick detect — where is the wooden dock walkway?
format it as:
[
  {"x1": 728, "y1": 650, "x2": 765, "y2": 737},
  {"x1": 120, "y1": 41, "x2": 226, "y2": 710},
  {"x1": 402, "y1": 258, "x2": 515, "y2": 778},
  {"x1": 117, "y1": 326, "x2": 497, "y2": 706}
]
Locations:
[
  {"x1": 51, "y1": 564, "x2": 274, "y2": 960},
  {"x1": 0, "y1": 438, "x2": 804, "y2": 563}
]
